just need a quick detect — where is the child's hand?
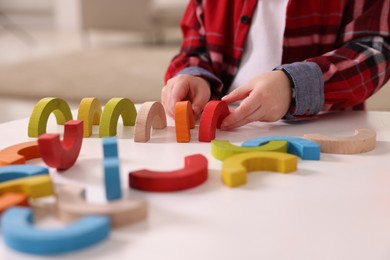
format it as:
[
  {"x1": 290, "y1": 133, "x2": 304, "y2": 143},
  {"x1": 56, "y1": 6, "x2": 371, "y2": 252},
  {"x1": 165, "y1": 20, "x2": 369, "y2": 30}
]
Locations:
[
  {"x1": 221, "y1": 71, "x2": 292, "y2": 130},
  {"x1": 161, "y1": 74, "x2": 211, "y2": 119}
]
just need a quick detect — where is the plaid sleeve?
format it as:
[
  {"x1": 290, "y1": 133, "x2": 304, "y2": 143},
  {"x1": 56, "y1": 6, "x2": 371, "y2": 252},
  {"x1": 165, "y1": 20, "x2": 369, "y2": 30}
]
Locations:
[
  {"x1": 307, "y1": 0, "x2": 390, "y2": 112},
  {"x1": 164, "y1": 0, "x2": 223, "y2": 95}
]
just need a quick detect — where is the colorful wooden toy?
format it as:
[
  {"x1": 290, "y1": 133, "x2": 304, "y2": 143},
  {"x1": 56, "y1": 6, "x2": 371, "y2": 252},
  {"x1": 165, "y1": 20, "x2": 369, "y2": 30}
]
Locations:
[
  {"x1": 0, "y1": 141, "x2": 40, "y2": 166},
  {"x1": 303, "y1": 128, "x2": 376, "y2": 154},
  {"x1": 198, "y1": 100, "x2": 230, "y2": 142},
  {"x1": 38, "y1": 120, "x2": 83, "y2": 170},
  {"x1": 57, "y1": 185, "x2": 147, "y2": 228},
  {"x1": 0, "y1": 175, "x2": 54, "y2": 198},
  {"x1": 77, "y1": 97, "x2": 102, "y2": 137},
  {"x1": 174, "y1": 101, "x2": 195, "y2": 142},
  {"x1": 222, "y1": 151, "x2": 298, "y2": 187},
  {"x1": 99, "y1": 97, "x2": 137, "y2": 138},
  {"x1": 242, "y1": 136, "x2": 320, "y2": 160},
  {"x1": 0, "y1": 193, "x2": 29, "y2": 214},
  {"x1": 103, "y1": 137, "x2": 121, "y2": 201},
  {"x1": 1, "y1": 207, "x2": 110, "y2": 255},
  {"x1": 211, "y1": 139, "x2": 288, "y2": 161},
  {"x1": 28, "y1": 97, "x2": 73, "y2": 138},
  {"x1": 134, "y1": 101, "x2": 167, "y2": 142},
  {"x1": 0, "y1": 165, "x2": 49, "y2": 183},
  {"x1": 129, "y1": 154, "x2": 208, "y2": 192}
]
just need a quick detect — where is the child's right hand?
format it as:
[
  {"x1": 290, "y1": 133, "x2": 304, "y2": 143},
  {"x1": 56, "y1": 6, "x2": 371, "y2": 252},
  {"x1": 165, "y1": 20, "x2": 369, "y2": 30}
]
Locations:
[{"x1": 161, "y1": 74, "x2": 211, "y2": 119}]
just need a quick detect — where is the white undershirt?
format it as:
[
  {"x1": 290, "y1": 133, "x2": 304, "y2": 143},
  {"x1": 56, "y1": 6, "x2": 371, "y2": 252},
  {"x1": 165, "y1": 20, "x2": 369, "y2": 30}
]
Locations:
[{"x1": 229, "y1": 0, "x2": 289, "y2": 92}]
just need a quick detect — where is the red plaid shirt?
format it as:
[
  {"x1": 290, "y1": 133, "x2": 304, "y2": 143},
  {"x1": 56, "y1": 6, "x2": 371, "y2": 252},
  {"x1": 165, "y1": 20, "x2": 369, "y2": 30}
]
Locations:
[{"x1": 165, "y1": 0, "x2": 390, "y2": 117}]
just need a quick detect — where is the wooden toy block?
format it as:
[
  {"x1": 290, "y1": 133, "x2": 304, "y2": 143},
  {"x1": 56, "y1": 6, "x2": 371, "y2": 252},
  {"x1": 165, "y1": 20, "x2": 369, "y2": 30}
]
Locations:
[
  {"x1": 1, "y1": 207, "x2": 110, "y2": 255},
  {"x1": 99, "y1": 97, "x2": 137, "y2": 138},
  {"x1": 28, "y1": 97, "x2": 73, "y2": 138},
  {"x1": 57, "y1": 185, "x2": 147, "y2": 228},
  {"x1": 0, "y1": 165, "x2": 49, "y2": 183},
  {"x1": 0, "y1": 175, "x2": 54, "y2": 198},
  {"x1": 103, "y1": 137, "x2": 121, "y2": 201},
  {"x1": 134, "y1": 101, "x2": 167, "y2": 142},
  {"x1": 198, "y1": 100, "x2": 230, "y2": 142},
  {"x1": 129, "y1": 154, "x2": 208, "y2": 192},
  {"x1": 242, "y1": 136, "x2": 320, "y2": 160},
  {"x1": 211, "y1": 139, "x2": 288, "y2": 161},
  {"x1": 103, "y1": 136, "x2": 118, "y2": 158},
  {"x1": 0, "y1": 193, "x2": 29, "y2": 214},
  {"x1": 0, "y1": 141, "x2": 40, "y2": 166},
  {"x1": 303, "y1": 128, "x2": 376, "y2": 154},
  {"x1": 77, "y1": 97, "x2": 102, "y2": 137},
  {"x1": 38, "y1": 120, "x2": 83, "y2": 170},
  {"x1": 222, "y1": 151, "x2": 298, "y2": 187},
  {"x1": 174, "y1": 101, "x2": 195, "y2": 142}
]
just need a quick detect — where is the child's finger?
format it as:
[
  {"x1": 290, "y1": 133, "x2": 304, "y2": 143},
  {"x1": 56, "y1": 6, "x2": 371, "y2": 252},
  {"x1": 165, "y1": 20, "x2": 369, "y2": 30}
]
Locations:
[
  {"x1": 191, "y1": 93, "x2": 209, "y2": 119},
  {"x1": 221, "y1": 98, "x2": 261, "y2": 129},
  {"x1": 221, "y1": 84, "x2": 251, "y2": 104}
]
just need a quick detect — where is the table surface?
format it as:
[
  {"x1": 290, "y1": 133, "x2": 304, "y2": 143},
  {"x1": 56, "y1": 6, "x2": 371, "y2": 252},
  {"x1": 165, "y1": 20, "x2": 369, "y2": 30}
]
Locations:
[{"x1": 1, "y1": 110, "x2": 390, "y2": 260}]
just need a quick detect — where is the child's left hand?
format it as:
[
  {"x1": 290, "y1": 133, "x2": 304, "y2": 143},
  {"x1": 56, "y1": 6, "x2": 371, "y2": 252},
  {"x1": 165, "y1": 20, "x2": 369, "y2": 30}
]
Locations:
[{"x1": 221, "y1": 71, "x2": 292, "y2": 130}]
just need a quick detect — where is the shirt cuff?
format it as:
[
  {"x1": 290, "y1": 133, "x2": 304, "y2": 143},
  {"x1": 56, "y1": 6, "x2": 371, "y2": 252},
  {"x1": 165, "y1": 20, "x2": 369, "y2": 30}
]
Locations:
[
  {"x1": 176, "y1": 66, "x2": 223, "y2": 97},
  {"x1": 274, "y1": 62, "x2": 324, "y2": 119}
]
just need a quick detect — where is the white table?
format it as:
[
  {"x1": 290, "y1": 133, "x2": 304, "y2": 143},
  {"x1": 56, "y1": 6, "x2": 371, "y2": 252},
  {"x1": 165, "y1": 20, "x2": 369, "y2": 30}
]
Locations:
[{"x1": 1, "y1": 110, "x2": 390, "y2": 260}]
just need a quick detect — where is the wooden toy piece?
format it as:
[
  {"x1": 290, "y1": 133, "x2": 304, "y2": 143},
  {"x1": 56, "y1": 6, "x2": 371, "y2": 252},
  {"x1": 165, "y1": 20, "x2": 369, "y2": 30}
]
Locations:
[
  {"x1": 134, "y1": 101, "x2": 167, "y2": 142},
  {"x1": 38, "y1": 120, "x2": 83, "y2": 170},
  {"x1": 0, "y1": 175, "x2": 54, "y2": 198},
  {"x1": 0, "y1": 165, "x2": 49, "y2": 183},
  {"x1": 303, "y1": 128, "x2": 376, "y2": 154},
  {"x1": 222, "y1": 151, "x2": 298, "y2": 188},
  {"x1": 211, "y1": 139, "x2": 288, "y2": 161},
  {"x1": 0, "y1": 193, "x2": 29, "y2": 214},
  {"x1": 1, "y1": 207, "x2": 110, "y2": 255},
  {"x1": 103, "y1": 137, "x2": 121, "y2": 201},
  {"x1": 57, "y1": 185, "x2": 147, "y2": 228},
  {"x1": 0, "y1": 141, "x2": 40, "y2": 166},
  {"x1": 99, "y1": 97, "x2": 137, "y2": 138},
  {"x1": 242, "y1": 136, "x2": 320, "y2": 160},
  {"x1": 198, "y1": 100, "x2": 230, "y2": 142},
  {"x1": 77, "y1": 97, "x2": 102, "y2": 137},
  {"x1": 174, "y1": 101, "x2": 195, "y2": 142},
  {"x1": 129, "y1": 154, "x2": 208, "y2": 192},
  {"x1": 28, "y1": 97, "x2": 73, "y2": 138}
]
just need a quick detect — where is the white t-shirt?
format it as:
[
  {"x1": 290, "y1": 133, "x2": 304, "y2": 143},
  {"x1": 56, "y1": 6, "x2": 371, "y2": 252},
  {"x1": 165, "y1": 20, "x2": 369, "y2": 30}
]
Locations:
[{"x1": 229, "y1": 0, "x2": 289, "y2": 92}]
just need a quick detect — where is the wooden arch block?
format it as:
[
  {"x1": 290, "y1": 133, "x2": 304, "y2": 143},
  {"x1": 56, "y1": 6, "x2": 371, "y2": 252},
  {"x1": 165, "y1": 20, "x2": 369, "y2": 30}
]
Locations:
[
  {"x1": 222, "y1": 152, "x2": 298, "y2": 188},
  {"x1": 0, "y1": 175, "x2": 54, "y2": 199},
  {"x1": 1, "y1": 207, "x2": 110, "y2": 255},
  {"x1": 0, "y1": 165, "x2": 49, "y2": 183},
  {"x1": 303, "y1": 128, "x2": 376, "y2": 154},
  {"x1": 242, "y1": 136, "x2": 320, "y2": 160},
  {"x1": 28, "y1": 97, "x2": 73, "y2": 138},
  {"x1": 0, "y1": 141, "x2": 40, "y2": 166},
  {"x1": 211, "y1": 139, "x2": 288, "y2": 161},
  {"x1": 77, "y1": 97, "x2": 102, "y2": 137},
  {"x1": 57, "y1": 185, "x2": 147, "y2": 228},
  {"x1": 129, "y1": 154, "x2": 208, "y2": 192},
  {"x1": 134, "y1": 101, "x2": 167, "y2": 142},
  {"x1": 174, "y1": 101, "x2": 195, "y2": 142},
  {"x1": 99, "y1": 97, "x2": 137, "y2": 138},
  {"x1": 0, "y1": 193, "x2": 29, "y2": 214},
  {"x1": 38, "y1": 120, "x2": 83, "y2": 170},
  {"x1": 198, "y1": 100, "x2": 230, "y2": 142},
  {"x1": 103, "y1": 137, "x2": 121, "y2": 201}
]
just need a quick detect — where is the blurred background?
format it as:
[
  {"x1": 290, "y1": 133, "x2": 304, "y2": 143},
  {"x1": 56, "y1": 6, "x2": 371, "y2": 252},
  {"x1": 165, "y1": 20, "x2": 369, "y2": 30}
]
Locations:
[
  {"x1": 0, "y1": 0, "x2": 185, "y2": 122},
  {"x1": 0, "y1": 0, "x2": 389, "y2": 123}
]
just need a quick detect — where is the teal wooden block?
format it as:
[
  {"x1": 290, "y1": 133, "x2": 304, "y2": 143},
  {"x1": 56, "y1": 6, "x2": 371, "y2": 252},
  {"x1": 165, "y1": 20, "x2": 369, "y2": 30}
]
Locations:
[
  {"x1": 1, "y1": 207, "x2": 110, "y2": 255},
  {"x1": 0, "y1": 165, "x2": 49, "y2": 183},
  {"x1": 242, "y1": 136, "x2": 320, "y2": 160},
  {"x1": 103, "y1": 137, "x2": 121, "y2": 201}
]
